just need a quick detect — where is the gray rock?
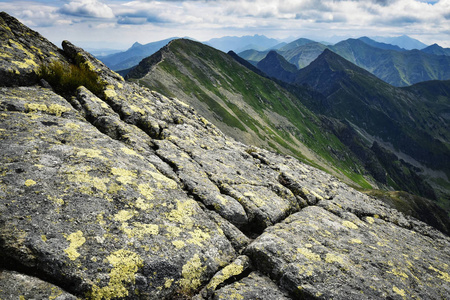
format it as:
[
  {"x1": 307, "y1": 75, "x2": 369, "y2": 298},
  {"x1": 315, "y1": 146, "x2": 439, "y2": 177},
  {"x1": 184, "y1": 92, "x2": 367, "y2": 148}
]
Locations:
[
  {"x1": 213, "y1": 272, "x2": 291, "y2": 300},
  {"x1": 246, "y1": 205, "x2": 450, "y2": 299},
  {"x1": 0, "y1": 270, "x2": 77, "y2": 300},
  {"x1": 0, "y1": 12, "x2": 64, "y2": 87}
]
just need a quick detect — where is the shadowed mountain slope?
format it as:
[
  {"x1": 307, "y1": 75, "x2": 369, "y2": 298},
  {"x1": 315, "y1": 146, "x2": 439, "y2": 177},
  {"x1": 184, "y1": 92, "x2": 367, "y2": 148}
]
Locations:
[
  {"x1": 256, "y1": 50, "x2": 298, "y2": 83},
  {"x1": 295, "y1": 49, "x2": 450, "y2": 205},
  {"x1": 421, "y1": 44, "x2": 450, "y2": 56}
]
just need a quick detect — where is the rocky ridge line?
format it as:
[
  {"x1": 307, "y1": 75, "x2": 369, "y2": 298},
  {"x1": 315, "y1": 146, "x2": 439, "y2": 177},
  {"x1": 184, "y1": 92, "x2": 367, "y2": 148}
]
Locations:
[{"x1": 1, "y1": 12, "x2": 449, "y2": 299}]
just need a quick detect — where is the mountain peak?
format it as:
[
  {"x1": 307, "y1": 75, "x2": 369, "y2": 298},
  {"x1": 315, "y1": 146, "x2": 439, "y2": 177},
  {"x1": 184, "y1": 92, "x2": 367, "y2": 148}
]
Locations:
[
  {"x1": 131, "y1": 41, "x2": 143, "y2": 48},
  {"x1": 295, "y1": 48, "x2": 382, "y2": 95},
  {"x1": 256, "y1": 50, "x2": 297, "y2": 83}
]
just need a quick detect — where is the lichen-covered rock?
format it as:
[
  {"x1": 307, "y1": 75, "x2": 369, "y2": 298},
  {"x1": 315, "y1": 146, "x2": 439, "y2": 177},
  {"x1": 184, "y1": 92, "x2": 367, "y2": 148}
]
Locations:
[
  {"x1": 1, "y1": 11, "x2": 450, "y2": 300},
  {"x1": 0, "y1": 12, "x2": 64, "y2": 86},
  {"x1": 0, "y1": 270, "x2": 77, "y2": 300},
  {"x1": 246, "y1": 205, "x2": 450, "y2": 299},
  {"x1": 0, "y1": 86, "x2": 235, "y2": 299},
  {"x1": 212, "y1": 272, "x2": 291, "y2": 300}
]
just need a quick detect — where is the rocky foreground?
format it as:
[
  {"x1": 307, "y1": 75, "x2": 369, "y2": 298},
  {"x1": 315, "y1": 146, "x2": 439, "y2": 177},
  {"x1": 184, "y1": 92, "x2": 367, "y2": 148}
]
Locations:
[{"x1": 1, "y1": 12, "x2": 449, "y2": 299}]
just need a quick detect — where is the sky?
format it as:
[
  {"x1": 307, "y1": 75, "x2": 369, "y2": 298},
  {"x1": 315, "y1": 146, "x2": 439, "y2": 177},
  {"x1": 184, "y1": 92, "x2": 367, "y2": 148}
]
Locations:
[{"x1": 1, "y1": 0, "x2": 449, "y2": 50}]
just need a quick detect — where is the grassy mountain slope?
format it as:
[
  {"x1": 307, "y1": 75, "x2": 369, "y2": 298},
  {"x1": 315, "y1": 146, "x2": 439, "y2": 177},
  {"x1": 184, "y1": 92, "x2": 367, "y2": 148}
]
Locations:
[
  {"x1": 279, "y1": 42, "x2": 328, "y2": 69},
  {"x1": 358, "y1": 36, "x2": 405, "y2": 51},
  {"x1": 330, "y1": 39, "x2": 450, "y2": 86},
  {"x1": 237, "y1": 49, "x2": 269, "y2": 66},
  {"x1": 421, "y1": 44, "x2": 450, "y2": 56},
  {"x1": 126, "y1": 39, "x2": 376, "y2": 188},
  {"x1": 294, "y1": 49, "x2": 450, "y2": 205},
  {"x1": 277, "y1": 38, "x2": 316, "y2": 52}
]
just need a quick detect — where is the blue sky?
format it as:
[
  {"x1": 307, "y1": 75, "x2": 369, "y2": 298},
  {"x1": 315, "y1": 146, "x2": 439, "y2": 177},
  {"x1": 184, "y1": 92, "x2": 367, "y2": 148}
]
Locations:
[{"x1": 1, "y1": 0, "x2": 449, "y2": 49}]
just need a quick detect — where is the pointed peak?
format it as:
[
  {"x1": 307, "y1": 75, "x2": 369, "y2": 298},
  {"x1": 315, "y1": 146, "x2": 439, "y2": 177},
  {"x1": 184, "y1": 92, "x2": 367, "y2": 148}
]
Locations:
[{"x1": 131, "y1": 42, "x2": 143, "y2": 49}]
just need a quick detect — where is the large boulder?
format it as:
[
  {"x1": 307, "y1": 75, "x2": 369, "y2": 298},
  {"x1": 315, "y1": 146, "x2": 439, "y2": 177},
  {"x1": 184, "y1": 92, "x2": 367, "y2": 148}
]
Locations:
[{"x1": 0, "y1": 12, "x2": 64, "y2": 86}]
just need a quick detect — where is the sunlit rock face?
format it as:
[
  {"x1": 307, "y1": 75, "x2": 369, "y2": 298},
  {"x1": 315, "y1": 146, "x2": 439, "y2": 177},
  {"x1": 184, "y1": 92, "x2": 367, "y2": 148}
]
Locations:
[{"x1": 1, "y1": 12, "x2": 449, "y2": 300}]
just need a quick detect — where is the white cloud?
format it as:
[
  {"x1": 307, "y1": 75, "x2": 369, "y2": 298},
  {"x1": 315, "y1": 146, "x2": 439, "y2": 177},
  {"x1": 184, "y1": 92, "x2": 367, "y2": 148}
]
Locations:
[
  {"x1": 2, "y1": 0, "x2": 450, "y2": 48},
  {"x1": 59, "y1": 0, "x2": 115, "y2": 18}
]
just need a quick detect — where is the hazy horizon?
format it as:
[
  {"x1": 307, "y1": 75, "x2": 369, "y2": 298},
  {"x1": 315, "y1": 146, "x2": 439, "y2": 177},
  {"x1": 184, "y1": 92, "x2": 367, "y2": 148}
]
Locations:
[{"x1": 1, "y1": 0, "x2": 449, "y2": 49}]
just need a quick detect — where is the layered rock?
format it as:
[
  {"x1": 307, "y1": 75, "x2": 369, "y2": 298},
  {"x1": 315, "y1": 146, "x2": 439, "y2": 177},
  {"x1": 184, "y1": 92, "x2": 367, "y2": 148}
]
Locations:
[{"x1": 1, "y1": 12, "x2": 449, "y2": 300}]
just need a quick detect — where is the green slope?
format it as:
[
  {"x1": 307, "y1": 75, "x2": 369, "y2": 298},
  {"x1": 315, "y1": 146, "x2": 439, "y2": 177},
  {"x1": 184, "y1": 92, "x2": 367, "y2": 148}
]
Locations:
[
  {"x1": 294, "y1": 49, "x2": 450, "y2": 204},
  {"x1": 330, "y1": 39, "x2": 450, "y2": 87},
  {"x1": 127, "y1": 39, "x2": 374, "y2": 188}
]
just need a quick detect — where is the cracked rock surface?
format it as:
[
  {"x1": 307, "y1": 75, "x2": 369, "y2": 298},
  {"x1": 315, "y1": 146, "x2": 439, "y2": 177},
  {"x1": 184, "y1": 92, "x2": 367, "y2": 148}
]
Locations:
[{"x1": 1, "y1": 12, "x2": 450, "y2": 300}]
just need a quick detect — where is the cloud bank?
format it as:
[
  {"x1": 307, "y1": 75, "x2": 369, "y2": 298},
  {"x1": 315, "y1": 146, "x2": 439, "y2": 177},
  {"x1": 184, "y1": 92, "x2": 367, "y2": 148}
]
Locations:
[{"x1": 3, "y1": 0, "x2": 450, "y2": 48}]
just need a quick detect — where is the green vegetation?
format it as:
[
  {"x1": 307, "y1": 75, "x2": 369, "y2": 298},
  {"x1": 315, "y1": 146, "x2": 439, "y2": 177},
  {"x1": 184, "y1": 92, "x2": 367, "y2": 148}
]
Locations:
[
  {"x1": 128, "y1": 39, "x2": 373, "y2": 188},
  {"x1": 37, "y1": 60, "x2": 104, "y2": 96}
]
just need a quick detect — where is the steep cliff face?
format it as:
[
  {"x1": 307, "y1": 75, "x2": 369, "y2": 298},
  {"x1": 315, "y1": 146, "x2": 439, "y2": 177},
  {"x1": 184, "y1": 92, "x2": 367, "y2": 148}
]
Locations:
[{"x1": 1, "y1": 12, "x2": 450, "y2": 300}]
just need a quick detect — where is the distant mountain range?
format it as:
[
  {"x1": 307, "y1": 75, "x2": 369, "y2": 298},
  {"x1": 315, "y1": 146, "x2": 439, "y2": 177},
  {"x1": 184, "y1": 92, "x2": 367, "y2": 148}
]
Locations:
[
  {"x1": 96, "y1": 34, "x2": 443, "y2": 76},
  {"x1": 239, "y1": 36, "x2": 450, "y2": 87},
  {"x1": 371, "y1": 35, "x2": 428, "y2": 50},
  {"x1": 97, "y1": 37, "x2": 178, "y2": 71}
]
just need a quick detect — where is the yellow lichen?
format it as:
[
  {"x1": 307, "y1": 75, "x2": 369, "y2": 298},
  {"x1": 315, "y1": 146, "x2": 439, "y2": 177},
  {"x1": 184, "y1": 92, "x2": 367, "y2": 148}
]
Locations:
[
  {"x1": 25, "y1": 103, "x2": 70, "y2": 117},
  {"x1": 325, "y1": 253, "x2": 344, "y2": 264},
  {"x1": 11, "y1": 59, "x2": 38, "y2": 69},
  {"x1": 114, "y1": 210, "x2": 135, "y2": 222},
  {"x1": 387, "y1": 268, "x2": 409, "y2": 279},
  {"x1": 107, "y1": 183, "x2": 124, "y2": 194},
  {"x1": 138, "y1": 183, "x2": 155, "y2": 201},
  {"x1": 172, "y1": 240, "x2": 186, "y2": 249},
  {"x1": 67, "y1": 167, "x2": 109, "y2": 194},
  {"x1": 179, "y1": 254, "x2": 207, "y2": 291},
  {"x1": 75, "y1": 148, "x2": 104, "y2": 159},
  {"x1": 392, "y1": 286, "x2": 406, "y2": 297},
  {"x1": 24, "y1": 179, "x2": 36, "y2": 186},
  {"x1": 90, "y1": 249, "x2": 143, "y2": 300},
  {"x1": 166, "y1": 226, "x2": 183, "y2": 238},
  {"x1": 49, "y1": 287, "x2": 63, "y2": 300},
  {"x1": 206, "y1": 262, "x2": 244, "y2": 291},
  {"x1": 111, "y1": 167, "x2": 136, "y2": 185},
  {"x1": 297, "y1": 247, "x2": 321, "y2": 261},
  {"x1": 187, "y1": 229, "x2": 211, "y2": 246},
  {"x1": 121, "y1": 222, "x2": 159, "y2": 239},
  {"x1": 47, "y1": 104, "x2": 71, "y2": 117},
  {"x1": 149, "y1": 171, "x2": 178, "y2": 189},
  {"x1": 166, "y1": 200, "x2": 197, "y2": 228},
  {"x1": 65, "y1": 122, "x2": 80, "y2": 130},
  {"x1": 366, "y1": 217, "x2": 375, "y2": 224},
  {"x1": 164, "y1": 278, "x2": 174, "y2": 289},
  {"x1": 342, "y1": 220, "x2": 358, "y2": 229},
  {"x1": 41, "y1": 235, "x2": 47, "y2": 242},
  {"x1": 121, "y1": 147, "x2": 140, "y2": 156},
  {"x1": 135, "y1": 197, "x2": 153, "y2": 211},
  {"x1": 129, "y1": 105, "x2": 146, "y2": 115},
  {"x1": 429, "y1": 265, "x2": 450, "y2": 282},
  {"x1": 104, "y1": 89, "x2": 117, "y2": 99},
  {"x1": 64, "y1": 230, "x2": 86, "y2": 260},
  {"x1": 350, "y1": 238, "x2": 362, "y2": 244}
]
